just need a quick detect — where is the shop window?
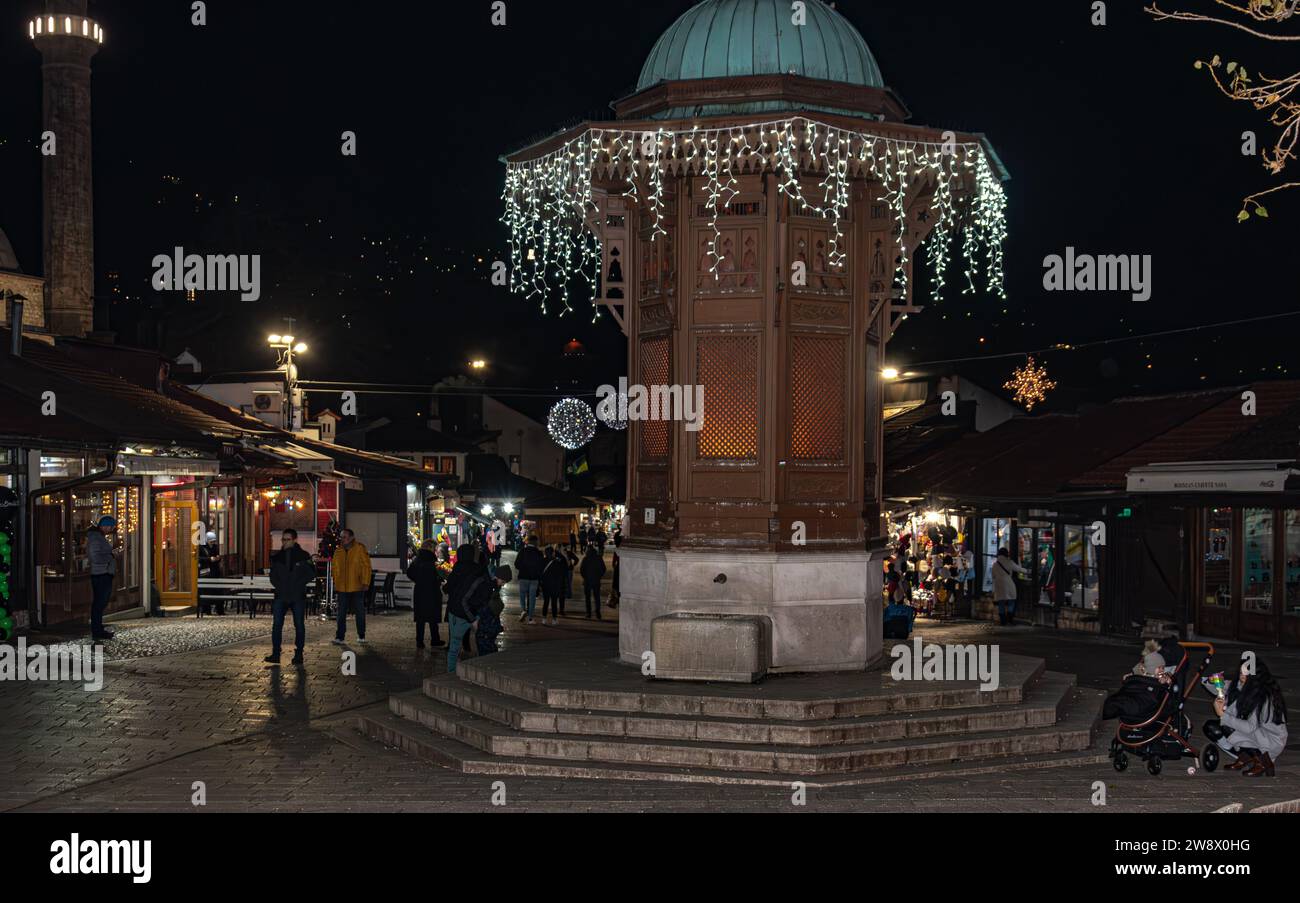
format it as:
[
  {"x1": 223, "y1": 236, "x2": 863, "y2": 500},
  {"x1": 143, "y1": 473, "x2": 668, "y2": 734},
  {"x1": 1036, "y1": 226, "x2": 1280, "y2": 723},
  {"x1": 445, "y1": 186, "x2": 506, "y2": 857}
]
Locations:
[
  {"x1": 1064, "y1": 525, "x2": 1100, "y2": 610},
  {"x1": 1286, "y1": 511, "x2": 1300, "y2": 618},
  {"x1": 1242, "y1": 508, "x2": 1273, "y2": 613},
  {"x1": 981, "y1": 518, "x2": 1011, "y2": 594},
  {"x1": 1035, "y1": 527, "x2": 1056, "y2": 606},
  {"x1": 347, "y1": 511, "x2": 398, "y2": 557},
  {"x1": 266, "y1": 488, "x2": 314, "y2": 536},
  {"x1": 1203, "y1": 507, "x2": 1232, "y2": 608}
]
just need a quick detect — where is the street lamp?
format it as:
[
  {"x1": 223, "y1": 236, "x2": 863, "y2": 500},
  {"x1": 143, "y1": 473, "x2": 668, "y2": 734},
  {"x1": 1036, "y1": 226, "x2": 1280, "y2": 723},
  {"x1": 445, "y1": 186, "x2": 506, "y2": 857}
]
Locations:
[{"x1": 268, "y1": 333, "x2": 308, "y2": 431}]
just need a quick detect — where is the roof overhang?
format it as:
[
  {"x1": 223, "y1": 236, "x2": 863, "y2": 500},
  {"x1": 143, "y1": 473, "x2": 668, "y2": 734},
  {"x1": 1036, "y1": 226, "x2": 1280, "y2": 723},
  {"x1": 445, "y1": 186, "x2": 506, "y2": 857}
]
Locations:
[
  {"x1": 610, "y1": 74, "x2": 911, "y2": 122},
  {"x1": 250, "y1": 441, "x2": 336, "y2": 475}
]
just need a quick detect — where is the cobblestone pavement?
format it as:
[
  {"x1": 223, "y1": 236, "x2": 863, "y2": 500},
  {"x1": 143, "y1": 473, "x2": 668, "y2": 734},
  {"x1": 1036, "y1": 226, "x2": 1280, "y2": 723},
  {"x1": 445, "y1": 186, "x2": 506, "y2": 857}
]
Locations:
[
  {"x1": 28, "y1": 617, "x2": 278, "y2": 661},
  {"x1": 4, "y1": 596, "x2": 1297, "y2": 813}
]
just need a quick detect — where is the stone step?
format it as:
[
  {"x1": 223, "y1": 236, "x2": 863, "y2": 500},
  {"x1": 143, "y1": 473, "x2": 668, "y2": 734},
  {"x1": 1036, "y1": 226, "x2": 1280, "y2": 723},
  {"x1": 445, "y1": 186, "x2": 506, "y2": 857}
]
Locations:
[
  {"x1": 423, "y1": 670, "x2": 1076, "y2": 747},
  {"x1": 385, "y1": 678, "x2": 1102, "y2": 776},
  {"x1": 357, "y1": 691, "x2": 1111, "y2": 788},
  {"x1": 455, "y1": 644, "x2": 1046, "y2": 721}
]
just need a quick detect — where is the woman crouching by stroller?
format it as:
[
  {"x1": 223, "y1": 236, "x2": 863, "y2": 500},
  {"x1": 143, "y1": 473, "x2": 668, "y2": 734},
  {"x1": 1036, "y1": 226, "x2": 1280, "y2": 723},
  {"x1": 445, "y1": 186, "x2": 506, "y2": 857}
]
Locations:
[{"x1": 1203, "y1": 654, "x2": 1288, "y2": 777}]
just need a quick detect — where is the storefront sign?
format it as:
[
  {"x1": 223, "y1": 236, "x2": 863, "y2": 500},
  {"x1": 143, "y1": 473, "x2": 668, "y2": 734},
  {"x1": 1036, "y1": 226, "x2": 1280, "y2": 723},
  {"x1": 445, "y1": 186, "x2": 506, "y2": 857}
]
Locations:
[
  {"x1": 119, "y1": 455, "x2": 219, "y2": 477},
  {"x1": 1127, "y1": 468, "x2": 1293, "y2": 494}
]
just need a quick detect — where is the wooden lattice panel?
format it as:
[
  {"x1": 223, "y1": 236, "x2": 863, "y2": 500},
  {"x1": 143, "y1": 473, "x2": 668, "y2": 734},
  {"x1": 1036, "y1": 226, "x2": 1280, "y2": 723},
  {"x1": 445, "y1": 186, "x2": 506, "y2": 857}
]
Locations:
[
  {"x1": 696, "y1": 334, "x2": 759, "y2": 461},
  {"x1": 639, "y1": 335, "x2": 671, "y2": 461},
  {"x1": 791, "y1": 334, "x2": 847, "y2": 461}
]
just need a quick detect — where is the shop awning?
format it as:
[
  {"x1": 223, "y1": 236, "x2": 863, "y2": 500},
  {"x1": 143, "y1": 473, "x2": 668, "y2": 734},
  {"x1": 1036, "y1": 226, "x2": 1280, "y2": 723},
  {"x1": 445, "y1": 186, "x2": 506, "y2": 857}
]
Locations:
[
  {"x1": 1126, "y1": 462, "x2": 1300, "y2": 495},
  {"x1": 251, "y1": 441, "x2": 336, "y2": 475}
]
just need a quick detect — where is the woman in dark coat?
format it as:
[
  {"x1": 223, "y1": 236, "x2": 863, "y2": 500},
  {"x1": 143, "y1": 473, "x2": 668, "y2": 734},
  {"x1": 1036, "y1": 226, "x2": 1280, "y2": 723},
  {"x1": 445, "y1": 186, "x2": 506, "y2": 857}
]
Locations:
[
  {"x1": 406, "y1": 543, "x2": 444, "y2": 649},
  {"x1": 540, "y1": 546, "x2": 566, "y2": 625}
]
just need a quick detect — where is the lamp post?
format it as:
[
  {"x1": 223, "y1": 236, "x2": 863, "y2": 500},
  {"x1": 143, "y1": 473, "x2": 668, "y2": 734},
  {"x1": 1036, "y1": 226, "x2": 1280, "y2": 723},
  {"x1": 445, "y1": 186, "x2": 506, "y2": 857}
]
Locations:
[{"x1": 267, "y1": 333, "x2": 309, "y2": 431}]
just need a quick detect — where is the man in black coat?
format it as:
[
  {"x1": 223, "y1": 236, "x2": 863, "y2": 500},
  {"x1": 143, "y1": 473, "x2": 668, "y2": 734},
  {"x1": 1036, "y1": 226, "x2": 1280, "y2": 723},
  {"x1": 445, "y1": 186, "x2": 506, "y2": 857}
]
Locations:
[
  {"x1": 580, "y1": 546, "x2": 607, "y2": 620},
  {"x1": 406, "y1": 543, "x2": 444, "y2": 649},
  {"x1": 265, "y1": 529, "x2": 316, "y2": 666}
]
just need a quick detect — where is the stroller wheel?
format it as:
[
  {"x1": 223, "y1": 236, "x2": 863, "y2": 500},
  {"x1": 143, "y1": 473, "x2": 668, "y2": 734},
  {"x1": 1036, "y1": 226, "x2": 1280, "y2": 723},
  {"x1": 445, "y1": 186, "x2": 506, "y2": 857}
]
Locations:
[
  {"x1": 1147, "y1": 756, "x2": 1163, "y2": 776},
  {"x1": 1113, "y1": 751, "x2": 1129, "y2": 772},
  {"x1": 1200, "y1": 745, "x2": 1220, "y2": 773}
]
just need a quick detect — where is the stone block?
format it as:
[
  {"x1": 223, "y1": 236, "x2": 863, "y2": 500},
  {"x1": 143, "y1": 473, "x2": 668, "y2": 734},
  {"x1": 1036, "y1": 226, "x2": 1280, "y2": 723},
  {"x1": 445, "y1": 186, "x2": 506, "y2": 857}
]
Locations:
[{"x1": 651, "y1": 612, "x2": 770, "y2": 683}]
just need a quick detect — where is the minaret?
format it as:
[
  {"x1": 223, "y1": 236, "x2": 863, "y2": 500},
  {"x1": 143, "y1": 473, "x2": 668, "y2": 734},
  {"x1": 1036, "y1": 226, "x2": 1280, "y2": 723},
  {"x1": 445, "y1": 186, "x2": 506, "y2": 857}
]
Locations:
[{"x1": 28, "y1": 2, "x2": 104, "y2": 338}]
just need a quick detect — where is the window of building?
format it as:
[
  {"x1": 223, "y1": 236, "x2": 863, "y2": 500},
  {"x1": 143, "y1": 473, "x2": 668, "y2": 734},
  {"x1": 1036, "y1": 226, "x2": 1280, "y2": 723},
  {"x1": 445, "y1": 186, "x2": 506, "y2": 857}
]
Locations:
[
  {"x1": 1064, "y1": 525, "x2": 1100, "y2": 610},
  {"x1": 1242, "y1": 508, "x2": 1273, "y2": 613},
  {"x1": 981, "y1": 518, "x2": 1011, "y2": 593},
  {"x1": 1279, "y1": 511, "x2": 1300, "y2": 618},
  {"x1": 1204, "y1": 507, "x2": 1232, "y2": 608}
]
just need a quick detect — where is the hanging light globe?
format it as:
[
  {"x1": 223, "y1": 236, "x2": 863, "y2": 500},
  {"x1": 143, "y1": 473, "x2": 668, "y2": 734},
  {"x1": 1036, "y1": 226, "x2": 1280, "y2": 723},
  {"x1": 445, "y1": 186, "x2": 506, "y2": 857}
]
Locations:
[{"x1": 548, "y1": 398, "x2": 598, "y2": 450}]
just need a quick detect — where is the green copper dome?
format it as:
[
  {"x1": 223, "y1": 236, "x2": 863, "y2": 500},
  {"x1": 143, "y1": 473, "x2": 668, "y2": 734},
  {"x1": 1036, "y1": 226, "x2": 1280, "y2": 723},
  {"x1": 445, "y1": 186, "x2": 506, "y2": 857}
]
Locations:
[{"x1": 638, "y1": 0, "x2": 884, "y2": 117}]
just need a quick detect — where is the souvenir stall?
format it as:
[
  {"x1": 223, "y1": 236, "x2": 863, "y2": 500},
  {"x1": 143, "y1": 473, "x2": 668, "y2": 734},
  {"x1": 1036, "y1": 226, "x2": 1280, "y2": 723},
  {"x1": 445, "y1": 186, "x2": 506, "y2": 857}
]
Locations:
[{"x1": 883, "y1": 507, "x2": 973, "y2": 620}]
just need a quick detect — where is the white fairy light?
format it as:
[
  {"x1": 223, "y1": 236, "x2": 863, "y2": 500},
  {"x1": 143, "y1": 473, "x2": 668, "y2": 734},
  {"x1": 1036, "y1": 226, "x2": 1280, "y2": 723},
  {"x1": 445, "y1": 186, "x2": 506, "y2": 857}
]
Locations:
[{"x1": 502, "y1": 116, "x2": 1009, "y2": 316}]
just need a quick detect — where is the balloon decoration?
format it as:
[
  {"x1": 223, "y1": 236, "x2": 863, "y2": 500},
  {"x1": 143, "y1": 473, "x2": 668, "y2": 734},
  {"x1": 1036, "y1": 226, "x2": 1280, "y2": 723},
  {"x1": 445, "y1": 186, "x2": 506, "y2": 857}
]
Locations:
[{"x1": 547, "y1": 398, "x2": 598, "y2": 450}]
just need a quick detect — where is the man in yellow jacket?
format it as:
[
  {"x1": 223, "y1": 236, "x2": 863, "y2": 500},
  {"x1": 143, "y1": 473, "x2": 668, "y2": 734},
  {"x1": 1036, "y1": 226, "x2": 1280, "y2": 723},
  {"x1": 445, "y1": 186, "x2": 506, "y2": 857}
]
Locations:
[{"x1": 332, "y1": 528, "x2": 373, "y2": 645}]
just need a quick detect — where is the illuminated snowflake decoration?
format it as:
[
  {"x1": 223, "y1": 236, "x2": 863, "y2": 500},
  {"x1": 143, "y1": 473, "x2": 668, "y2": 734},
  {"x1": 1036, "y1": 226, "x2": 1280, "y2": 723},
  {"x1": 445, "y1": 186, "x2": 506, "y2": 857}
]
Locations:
[
  {"x1": 1004, "y1": 357, "x2": 1057, "y2": 412},
  {"x1": 547, "y1": 398, "x2": 598, "y2": 450}
]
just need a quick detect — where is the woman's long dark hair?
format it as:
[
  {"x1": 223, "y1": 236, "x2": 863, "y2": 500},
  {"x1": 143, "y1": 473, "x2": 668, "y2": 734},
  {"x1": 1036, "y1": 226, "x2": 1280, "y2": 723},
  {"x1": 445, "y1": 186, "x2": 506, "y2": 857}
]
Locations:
[{"x1": 1236, "y1": 656, "x2": 1287, "y2": 725}]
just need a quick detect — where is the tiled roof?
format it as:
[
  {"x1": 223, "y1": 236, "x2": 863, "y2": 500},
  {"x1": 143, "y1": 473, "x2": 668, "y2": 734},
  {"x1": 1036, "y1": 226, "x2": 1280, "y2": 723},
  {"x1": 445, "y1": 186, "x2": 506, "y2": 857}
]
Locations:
[
  {"x1": 887, "y1": 390, "x2": 1235, "y2": 502},
  {"x1": 0, "y1": 330, "x2": 251, "y2": 448},
  {"x1": 1067, "y1": 382, "x2": 1300, "y2": 489}
]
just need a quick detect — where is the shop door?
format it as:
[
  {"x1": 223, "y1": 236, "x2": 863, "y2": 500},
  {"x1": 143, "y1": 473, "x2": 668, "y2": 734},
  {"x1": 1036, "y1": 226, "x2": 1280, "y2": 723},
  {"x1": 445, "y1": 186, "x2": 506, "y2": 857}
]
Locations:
[{"x1": 155, "y1": 500, "x2": 198, "y2": 607}]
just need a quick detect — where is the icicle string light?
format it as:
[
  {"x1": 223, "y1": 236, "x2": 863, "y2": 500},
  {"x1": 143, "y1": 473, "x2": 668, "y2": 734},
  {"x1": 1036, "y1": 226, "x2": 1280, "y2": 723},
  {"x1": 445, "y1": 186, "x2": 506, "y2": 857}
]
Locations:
[{"x1": 502, "y1": 116, "x2": 1009, "y2": 316}]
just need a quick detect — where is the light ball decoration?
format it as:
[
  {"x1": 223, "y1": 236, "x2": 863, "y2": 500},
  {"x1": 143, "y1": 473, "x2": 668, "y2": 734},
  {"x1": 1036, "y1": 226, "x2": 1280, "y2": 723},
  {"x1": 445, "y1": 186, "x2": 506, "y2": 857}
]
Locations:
[
  {"x1": 548, "y1": 398, "x2": 598, "y2": 450},
  {"x1": 1004, "y1": 356, "x2": 1057, "y2": 412}
]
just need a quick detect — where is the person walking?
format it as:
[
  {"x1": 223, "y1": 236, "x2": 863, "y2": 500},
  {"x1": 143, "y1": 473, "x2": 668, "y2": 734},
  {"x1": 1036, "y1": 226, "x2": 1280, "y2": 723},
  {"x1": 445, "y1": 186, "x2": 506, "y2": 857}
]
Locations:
[
  {"x1": 86, "y1": 516, "x2": 118, "y2": 641},
  {"x1": 578, "y1": 524, "x2": 589, "y2": 550},
  {"x1": 406, "y1": 540, "x2": 444, "y2": 649},
  {"x1": 580, "y1": 545, "x2": 607, "y2": 619},
  {"x1": 991, "y1": 547, "x2": 1027, "y2": 626},
  {"x1": 608, "y1": 550, "x2": 620, "y2": 609},
  {"x1": 596, "y1": 527, "x2": 608, "y2": 555},
  {"x1": 265, "y1": 529, "x2": 315, "y2": 666},
  {"x1": 331, "y1": 528, "x2": 373, "y2": 645},
  {"x1": 541, "y1": 546, "x2": 566, "y2": 626},
  {"x1": 563, "y1": 545, "x2": 578, "y2": 615},
  {"x1": 513, "y1": 536, "x2": 545, "y2": 624},
  {"x1": 444, "y1": 546, "x2": 512, "y2": 673}
]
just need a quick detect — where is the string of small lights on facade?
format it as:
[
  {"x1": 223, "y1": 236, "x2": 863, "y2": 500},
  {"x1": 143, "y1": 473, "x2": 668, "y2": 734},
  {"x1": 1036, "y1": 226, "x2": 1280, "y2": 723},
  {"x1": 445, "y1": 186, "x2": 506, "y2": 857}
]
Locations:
[{"x1": 502, "y1": 117, "x2": 1008, "y2": 316}]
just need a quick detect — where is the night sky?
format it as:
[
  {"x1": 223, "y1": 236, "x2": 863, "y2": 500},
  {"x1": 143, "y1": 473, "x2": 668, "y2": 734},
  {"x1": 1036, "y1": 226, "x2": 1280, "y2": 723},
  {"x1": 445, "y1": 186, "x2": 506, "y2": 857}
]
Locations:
[{"x1": 1, "y1": 1, "x2": 1295, "y2": 417}]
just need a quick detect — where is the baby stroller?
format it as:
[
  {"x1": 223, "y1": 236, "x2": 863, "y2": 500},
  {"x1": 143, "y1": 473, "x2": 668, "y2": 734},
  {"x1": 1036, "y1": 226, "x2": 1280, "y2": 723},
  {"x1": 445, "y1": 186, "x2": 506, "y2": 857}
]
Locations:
[{"x1": 1106, "y1": 639, "x2": 1217, "y2": 776}]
